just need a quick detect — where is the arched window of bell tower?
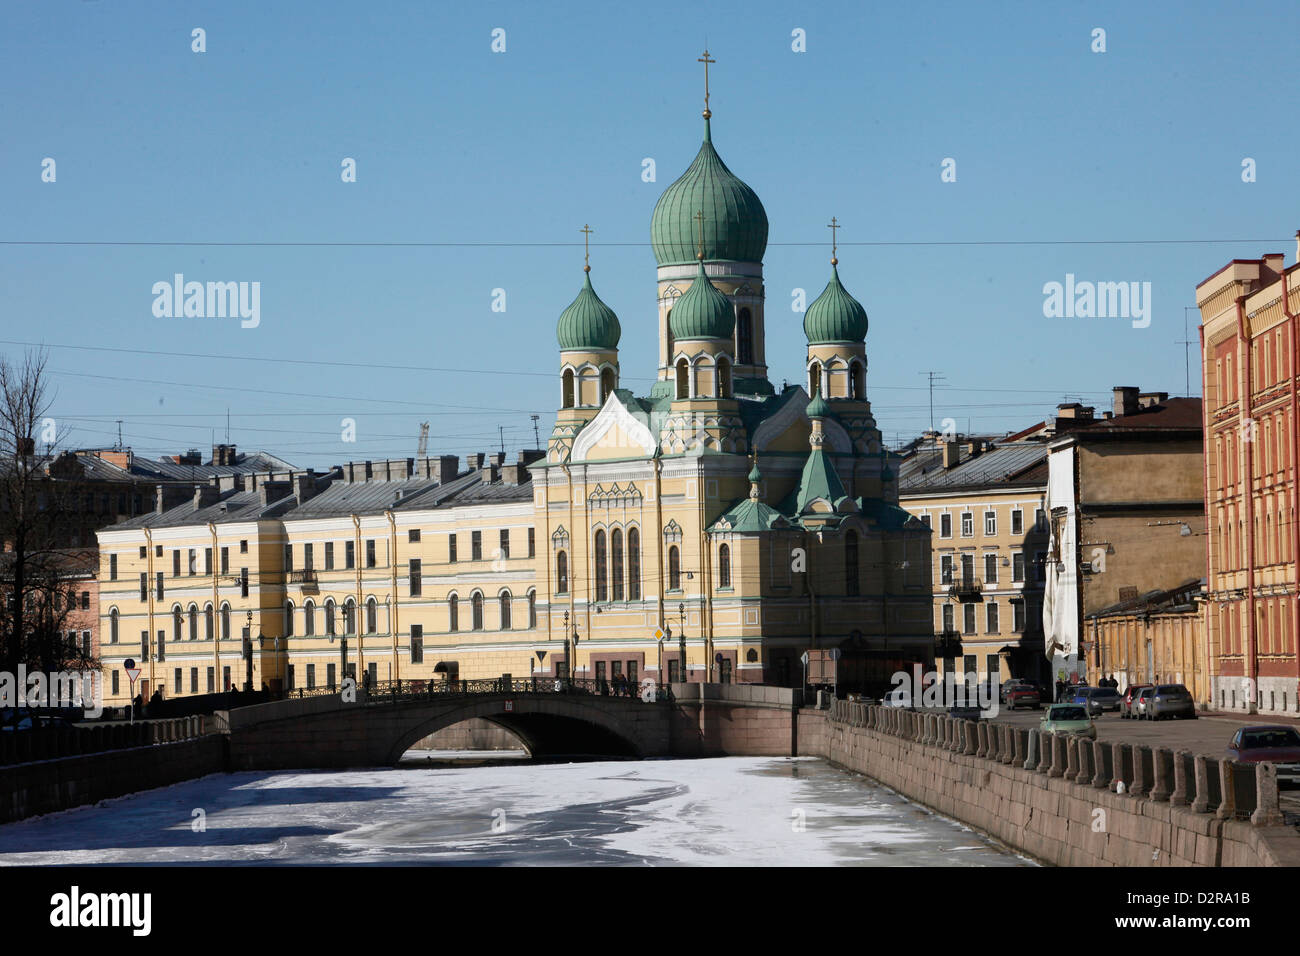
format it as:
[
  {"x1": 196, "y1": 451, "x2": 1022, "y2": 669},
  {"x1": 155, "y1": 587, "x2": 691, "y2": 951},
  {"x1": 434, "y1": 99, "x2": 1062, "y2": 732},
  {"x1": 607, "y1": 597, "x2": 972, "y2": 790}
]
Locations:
[
  {"x1": 850, "y1": 360, "x2": 865, "y2": 400},
  {"x1": 562, "y1": 369, "x2": 575, "y2": 409},
  {"x1": 717, "y1": 357, "x2": 732, "y2": 399},
  {"x1": 601, "y1": 368, "x2": 615, "y2": 404},
  {"x1": 809, "y1": 362, "x2": 822, "y2": 398},
  {"x1": 736, "y1": 308, "x2": 753, "y2": 365},
  {"x1": 676, "y1": 358, "x2": 690, "y2": 400}
]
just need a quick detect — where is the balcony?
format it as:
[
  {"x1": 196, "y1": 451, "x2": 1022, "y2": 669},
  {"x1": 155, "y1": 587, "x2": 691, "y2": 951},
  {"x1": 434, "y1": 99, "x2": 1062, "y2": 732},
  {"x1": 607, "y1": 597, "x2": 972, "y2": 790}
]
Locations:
[
  {"x1": 947, "y1": 575, "x2": 983, "y2": 602},
  {"x1": 289, "y1": 569, "x2": 319, "y2": 592}
]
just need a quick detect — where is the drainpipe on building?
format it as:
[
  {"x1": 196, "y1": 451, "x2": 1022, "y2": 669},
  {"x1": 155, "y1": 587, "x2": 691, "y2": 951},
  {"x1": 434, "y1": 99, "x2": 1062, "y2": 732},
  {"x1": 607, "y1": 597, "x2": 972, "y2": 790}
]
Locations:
[
  {"x1": 560, "y1": 462, "x2": 576, "y2": 678},
  {"x1": 209, "y1": 521, "x2": 219, "y2": 697},
  {"x1": 653, "y1": 456, "x2": 665, "y2": 656},
  {"x1": 1199, "y1": 322, "x2": 1218, "y2": 708},
  {"x1": 386, "y1": 510, "x2": 399, "y2": 685},
  {"x1": 1236, "y1": 294, "x2": 1258, "y2": 712},
  {"x1": 1283, "y1": 255, "x2": 1300, "y2": 705},
  {"x1": 143, "y1": 527, "x2": 154, "y2": 701},
  {"x1": 352, "y1": 514, "x2": 363, "y2": 687}
]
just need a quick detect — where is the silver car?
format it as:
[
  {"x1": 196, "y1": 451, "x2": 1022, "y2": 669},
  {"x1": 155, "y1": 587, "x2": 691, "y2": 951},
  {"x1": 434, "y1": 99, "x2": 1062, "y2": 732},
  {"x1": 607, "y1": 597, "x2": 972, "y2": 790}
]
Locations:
[
  {"x1": 1148, "y1": 683, "x2": 1195, "y2": 720},
  {"x1": 1134, "y1": 686, "x2": 1156, "y2": 719}
]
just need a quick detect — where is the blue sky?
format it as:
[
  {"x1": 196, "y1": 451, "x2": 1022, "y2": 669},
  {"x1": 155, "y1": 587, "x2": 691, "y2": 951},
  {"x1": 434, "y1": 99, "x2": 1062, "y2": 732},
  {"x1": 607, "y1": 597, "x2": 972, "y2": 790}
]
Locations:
[{"x1": 2, "y1": 0, "x2": 1295, "y2": 468}]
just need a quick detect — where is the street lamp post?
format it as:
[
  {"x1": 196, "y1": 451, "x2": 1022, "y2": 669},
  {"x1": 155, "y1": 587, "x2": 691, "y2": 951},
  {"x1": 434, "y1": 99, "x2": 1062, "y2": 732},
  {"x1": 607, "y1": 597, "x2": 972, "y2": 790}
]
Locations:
[{"x1": 678, "y1": 602, "x2": 687, "y2": 683}]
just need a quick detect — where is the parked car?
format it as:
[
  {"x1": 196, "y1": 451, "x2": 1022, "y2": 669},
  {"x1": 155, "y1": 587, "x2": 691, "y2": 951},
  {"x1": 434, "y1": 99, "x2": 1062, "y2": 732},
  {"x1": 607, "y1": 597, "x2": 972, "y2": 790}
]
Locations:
[
  {"x1": 1134, "y1": 686, "x2": 1157, "y2": 719},
  {"x1": 1004, "y1": 684, "x2": 1042, "y2": 710},
  {"x1": 1039, "y1": 704, "x2": 1097, "y2": 739},
  {"x1": 1000, "y1": 679, "x2": 1031, "y2": 703},
  {"x1": 1120, "y1": 684, "x2": 1152, "y2": 719},
  {"x1": 1147, "y1": 684, "x2": 1196, "y2": 720},
  {"x1": 1226, "y1": 726, "x2": 1300, "y2": 788},
  {"x1": 1074, "y1": 686, "x2": 1122, "y2": 716}
]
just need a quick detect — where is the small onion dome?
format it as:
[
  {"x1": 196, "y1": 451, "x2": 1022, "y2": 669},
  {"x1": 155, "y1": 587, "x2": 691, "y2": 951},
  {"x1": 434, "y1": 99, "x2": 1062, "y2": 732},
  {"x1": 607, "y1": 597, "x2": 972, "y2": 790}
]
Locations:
[
  {"x1": 557, "y1": 271, "x2": 621, "y2": 351},
  {"x1": 803, "y1": 264, "x2": 868, "y2": 344},
  {"x1": 650, "y1": 116, "x2": 769, "y2": 266},
  {"x1": 669, "y1": 260, "x2": 735, "y2": 341},
  {"x1": 805, "y1": 387, "x2": 832, "y2": 419},
  {"x1": 748, "y1": 461, "x2": 763, "y2": 484}
]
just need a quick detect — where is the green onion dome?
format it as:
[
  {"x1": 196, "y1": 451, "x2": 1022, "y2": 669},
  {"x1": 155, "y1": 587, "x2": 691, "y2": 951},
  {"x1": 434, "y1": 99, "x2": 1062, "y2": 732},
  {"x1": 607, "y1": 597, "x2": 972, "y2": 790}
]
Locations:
[
  {"x1": 748, "y1": 461, "x2": 763, "y2": 484},
  {"x1": 803, "y1": 264, "x2": 868, "y2": 344},
  {"x1": 669, "y1": 261, "x2": 735, "y2": 342},
  {"x1": 650, "y1": 117, "x2": 768, "y2": 266},
  {"x1": 805, "y1": 387, "x2": 832, "y2": 419},
  {"x1": 556, "y1": 270, "x2": 621, "y2": 351}
]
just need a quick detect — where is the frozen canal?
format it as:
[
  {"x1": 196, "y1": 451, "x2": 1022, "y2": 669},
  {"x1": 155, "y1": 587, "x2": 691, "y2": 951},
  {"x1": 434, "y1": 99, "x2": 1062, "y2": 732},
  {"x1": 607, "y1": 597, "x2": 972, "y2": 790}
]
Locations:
[{"x1": 0, "y1": 756, "x2": 1029, "y2": 866}]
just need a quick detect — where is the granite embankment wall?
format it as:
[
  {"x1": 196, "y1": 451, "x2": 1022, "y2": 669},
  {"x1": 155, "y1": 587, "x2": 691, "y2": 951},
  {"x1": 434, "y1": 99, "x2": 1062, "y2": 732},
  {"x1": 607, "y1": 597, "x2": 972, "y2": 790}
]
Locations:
[
  {"x1": 797, "y1": 702, "x2": 1300, "y2": 867},
  {"x1": 0, "y1": 720, "x2": 226, "y2": 825}
]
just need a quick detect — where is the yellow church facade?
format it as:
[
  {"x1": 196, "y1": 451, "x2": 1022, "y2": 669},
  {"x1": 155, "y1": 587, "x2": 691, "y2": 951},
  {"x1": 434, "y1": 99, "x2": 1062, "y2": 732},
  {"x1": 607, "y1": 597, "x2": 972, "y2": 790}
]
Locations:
[{"x1": 95, "y1": 72, "x2": 934, "y2": 706}]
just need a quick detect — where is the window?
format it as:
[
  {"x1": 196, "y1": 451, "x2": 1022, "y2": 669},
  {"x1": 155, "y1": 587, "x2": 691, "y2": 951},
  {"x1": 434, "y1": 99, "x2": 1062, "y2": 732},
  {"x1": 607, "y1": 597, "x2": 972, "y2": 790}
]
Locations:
[
  {"x1": 221, "y1": 604, "x2": 231, "y2": 641},
  {"x1": 112, "y1": 670, "x2": 119, "y2": 696},
  {"x1": 344, "y1": 599, "x2": 356, "y2": 634},
  {"x1": 984, "y1": 511, "x2": 996, "y2": 536},
  {"x1": 668, "y1": 546, "x2": 681, "y2": 591},
  {"x1": 940, "y1": 555, "x2": 953, "y2": 585},
  {"x1": 286, "y1": 665, "x2": 295, "y2": 691},
  {"x1": 984, "y1": 553, "x2": 998, "y2": 584},
  {"x1": 942, "y1": 604, "x2": 954, "y2": 632},
  {"x1": 240, "y1": 568, "x2": 248, "y2": 598},
  {"x1": 175, "y1": 669, "x2": 182, "y2": 694},
  {"x1": 109, "y1": 608, "x2": 119, "y2": 644},
  {"x1": 1034, "y1": 551, "x2": 1047, "y2": 582},
  {"x1": 718, "y1": 542, "x2": 731, "y2": 589},
  {"x1": 307, "y1": 664, "x2": 316, "y2": 690},
  {"x1": 304, "y1": 600, "x2": 315, "y2": 636},
  {"x1": 240, "y1": 539, "x2": 248, "y2": 554},
  {"x1": 471, "y1": 592, "x2": 484, "y2": 630},
  {"x1": 1034, "y1": 508, "x2": 1046, "y2": 531},
  {"x1": 284, "y1": 544, "x2": 293, "y2": 572},
  {"x1": 325, "y1": 542, "x2": 334, "y2": 570},
  {"x1": 408, "y1": 529, "x2": 421, "y2": 543},
  {"x1": 345, "y1": 540, "x2": 355, "y2": 569},
  {"x1": 409, "y1": 559, "x2": 422, "y2": 596},
  {"x1": 204, "y1": 548, "x2": 212, "y2": 574},
  {"x1": 717, "y1": 357, "x2": 732, "y2": 398},
  {"x1": 562, "y1": 368, "x2": 575, "y2": 408},
  {"x1": 448, "y1": 534, "x2": 458, "y2": 563},
  {"x1": 528, "y1": 528, "x2": 535, "y2": 558},
  {"x1": 411, "y1": 624, "x2": 424, "y2": 664},
  {"x1": 556, "y1": 552, "x2": 569, "y2": 594},
  {"x1": 285, "y1": 601, "x2": 294, "y2": 637},
  {"x1": 366, "y1": 597, "x2": 377, "y2": 634},
  {"x1": 449, "y1": 594, "x2": 459, "y2": 632},
  {"x1": 365, "y1": 540, "x2": 376, "y2": 568},
  {"x1": 499, "y1": 592, "x2": 512, "y2": 630},
  {"x1": 1011, "y1": 509, "x2": 1024, "y2": 536},
  {"x1": 628, "y1": 528, "x2": 641, "y2": 600},
  {"x1": 850, "y1": 361, "x2": 865, "y2": 400},
  {"x1": 109, "y1": 553, "x2": 117, "y2": 580},
  {"x1": 940, "y1": 513, "x2": 952, "y2": 538},
  {"x1": 471, "y1": 531, "x2": 482, "y2": 561},
  {"x1": 963, "y1": 603, "x2": 976, "y2": 634},
  {"x1": 190, "y1": 667, "x2": 199, "y2": 694},
  {"x1": 303, "y1": 543, "x2": 313, "y2": 570},
  {"x1": 220, "y1": 547, "x2": 229, "y2": 574},
  {"x1": 325, "y1": 599, "x2": 336, "y2": 635},
  {"x1": 141, "y1": 630, "x2": 149, "y2": 660},
  {"x1": 172, "y1": 607, "x2": 182, "y2": 645},
  {"x1": 1012, "y1": 553, "x2": 1025, "y2": 583},
  {"x1": 737, "y1": 307, "x2": 753, "y2": 365},
  {"x1": 668, "y1": 659, "x2": 681, "y2": 682},
  {"x1": 139, "y1": 573, "x2": 148, "y2": 602},
  {"x1": 156, "y1": 545, "x2": 163, "y2": 558},
  {"x1": 612, "y1": 529, "x2": 625, "y2": 600},
  {"x1": 204, "y1": 604, "x2": 213, "y2": 640},
  {"x1": 921, "y1": 514, "x2": 931, "y2": 529},
  {"x1": 500, "y1": 529, "x2": 510, "y2": 560},
  {"x1": 1013, "y1": 600, "x2": 1026, "y2": 633},
  {"x1": 157, "y1": 629, "x2": 166, "y2": 661},
  {"x1": 139, "y1": 546, "x2": 146, "y2": 559},
  {"x1": 594, "y1": 530, "x2": 608, "y2": 602},
  {"x1": 986, "y1": 601, "x2": 999, "y2": 633},
  {"x1": 844, "y1": 532, "x2": 858, "y2": 596},
  {"x1": 961, "y1": 512, "x2": 974, "y2": 537},
  {"x1": 172, "y1": 550, "x2": 181, "y2": 577},
  {"x1": 528, "y1": 590, "x2": 537, "y2": 628},
  {"x1": 326, "y1": 663, "x2": 335, "y2": 689},
  {"x1": 676, "y1": 359, "x2": 689, "y2": 399}
]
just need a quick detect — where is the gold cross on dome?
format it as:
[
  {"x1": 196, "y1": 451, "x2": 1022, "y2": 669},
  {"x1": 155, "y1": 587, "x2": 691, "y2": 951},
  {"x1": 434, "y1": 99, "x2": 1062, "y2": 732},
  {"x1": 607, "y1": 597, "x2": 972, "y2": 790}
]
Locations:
[
  {"x1": 698, "y1": 49, "x2": 715, "y2": 117},
  {"x1": 580, "y1": 224, "x2": 592, "y2": 271},
  {"x1": 827, "y1": 216, "x2": 840, "y2": 265}
]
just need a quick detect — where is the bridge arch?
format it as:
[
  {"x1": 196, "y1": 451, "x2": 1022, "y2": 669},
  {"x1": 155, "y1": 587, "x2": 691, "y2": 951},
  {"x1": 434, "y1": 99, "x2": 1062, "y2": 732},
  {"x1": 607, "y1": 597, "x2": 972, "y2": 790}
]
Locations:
[{"x1": 383, "y1": 696, "x2": 646, "y2": 765}]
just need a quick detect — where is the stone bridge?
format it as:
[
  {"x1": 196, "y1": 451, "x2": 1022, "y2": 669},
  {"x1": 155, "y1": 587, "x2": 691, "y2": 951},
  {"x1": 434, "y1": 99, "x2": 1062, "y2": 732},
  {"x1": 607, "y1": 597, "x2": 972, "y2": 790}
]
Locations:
[{"x1": 222, "y1": 682, "x2": 802, "y2": 770}]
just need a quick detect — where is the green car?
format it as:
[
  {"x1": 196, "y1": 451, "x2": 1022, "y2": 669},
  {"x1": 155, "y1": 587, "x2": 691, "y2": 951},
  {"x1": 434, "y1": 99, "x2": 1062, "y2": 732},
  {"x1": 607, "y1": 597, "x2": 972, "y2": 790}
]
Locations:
[{"x1": 1039, "y1": 703, "x2": 1097, "y2": 739}]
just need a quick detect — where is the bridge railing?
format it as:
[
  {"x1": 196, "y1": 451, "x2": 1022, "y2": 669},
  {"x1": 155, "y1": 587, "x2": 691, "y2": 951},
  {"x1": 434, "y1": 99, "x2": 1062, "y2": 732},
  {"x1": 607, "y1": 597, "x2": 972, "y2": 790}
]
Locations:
[{"x1": 282, "y1": 677, "x2": 675, "y2": 704}]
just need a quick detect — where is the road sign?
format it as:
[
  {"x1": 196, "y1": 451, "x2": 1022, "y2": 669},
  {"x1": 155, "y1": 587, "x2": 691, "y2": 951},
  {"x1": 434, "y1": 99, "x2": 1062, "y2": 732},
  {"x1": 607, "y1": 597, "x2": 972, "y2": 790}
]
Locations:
[
  {"x1": 125, "y1": 668, "x2": 141, "y2": 683},
  {"x1": 504, "y1": 700, "x2": 514, "y2": 712},
  {"x1": 123, "y1": 658, "x2": 135, "y2": 671},
  {"x1": 654, "y1": 627, "x2": 665, "y2": 641}
]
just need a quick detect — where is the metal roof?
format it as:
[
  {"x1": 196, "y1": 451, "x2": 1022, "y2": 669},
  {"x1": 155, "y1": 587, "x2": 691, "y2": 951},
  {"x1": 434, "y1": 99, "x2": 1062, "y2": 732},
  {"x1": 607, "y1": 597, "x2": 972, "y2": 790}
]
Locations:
[{"x1": 898, "y1": 442, "x2": 1049, "y2": 493}]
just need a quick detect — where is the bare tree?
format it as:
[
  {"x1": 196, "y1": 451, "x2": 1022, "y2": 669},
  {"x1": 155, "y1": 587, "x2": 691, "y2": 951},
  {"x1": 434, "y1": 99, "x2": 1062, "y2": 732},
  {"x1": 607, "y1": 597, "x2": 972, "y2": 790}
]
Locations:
[{"x1": 0, "y1": 349, "x2": 97, "y2": 683}]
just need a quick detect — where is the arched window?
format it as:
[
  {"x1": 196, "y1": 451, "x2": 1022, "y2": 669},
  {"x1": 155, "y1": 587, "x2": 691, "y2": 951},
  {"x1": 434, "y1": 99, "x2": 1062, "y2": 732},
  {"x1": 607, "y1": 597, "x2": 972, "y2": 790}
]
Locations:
[
  {"x1": 611, "y1": 528, "x2": 624, "y2": 601},
  {"x1": 204, "y1": 604, "x2": 213, "y2": 641},
  {"x1": 499, "y1": 591, "x2": 512, "y2": 630},
  {"x1": 449, "y1": 593, "x2": 459, "y2": 632},
  {"x1": 188, "y1": 604, "x2": 198, "y2": 641},
  {"x1": 601, "y1": 368, "x2": 615, "y2": 404},
  {"x1": 344, "y1": 599, "x2": 356, "y2": 634},
  {"x1": 109, "y1": 608, "x2": 119, "y2": 644},
  {"x1": 717, "y1": 357, "x2": 732, "y2": 398},
  {"x1": 556, "y1": 551, "x2": 569, "y2": 594},
  {"x1": 627, "y1": 528, "x2": 641, "y2": 600},
  {"x1": 562, "y1": 369, "x2": 575, "y2": 409},
  {"x1": 528, "y1": 590, "x2": 537, "y2": 628},
  {"x1": 736, "y1": 308, "x2": 753, "y2": 365},
  {"x1": 676, "y1": 358, "x2": 690, "y2": 399},
  {"x1": 666, "y1": 307, "x2": 674, "y2": 360},
  {"x1": 366, "y1": 597, "x2": 377, "y2": 634},
  {"x1": 172, "y1": 606, "x2": 182, "y2": 644},
  {"x1": 304, "y1": 600, "x2": 315, "y2": 636},
  {"x1": 285, "y1": 601, "x2": 295, "y2": 637},
  {"x1": 809, "y1": 362, "x2": 822, "y2": 398},
  {"x1": 668, "y1": 545, "x2": 681, "y2": 591},
  {"x1": 325, "y1": 599, "x2": 336, "y2": 636},
  {"x1": 845, "y1": 530, "x2": 860, "y2": 597},
  {"x1": 718, "y1": 543, "x2": 731, "y2": 589},
  {"x1": 850, "y1": 360, "x2": 865, "y2": 400},
  {"x1": 471, "y1": 592, "x2": 484, "y2": 630},
  {"x1": 594, "y1": 530, "x2": 608, "y2": 602}
]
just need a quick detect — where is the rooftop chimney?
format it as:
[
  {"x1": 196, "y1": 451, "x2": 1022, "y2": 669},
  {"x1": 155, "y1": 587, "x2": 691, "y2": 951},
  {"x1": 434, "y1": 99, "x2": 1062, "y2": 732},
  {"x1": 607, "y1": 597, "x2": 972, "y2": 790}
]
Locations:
[
  {"x1": 1112, "y1": 386, "x2": 1140, "y2": 418},
  {"x1": 470, "y1": 452, "x2": 486, "y2": 470},
  {"x1": 941, "y1": 441, "x2": 961, "y2": 469},
  {"x1": 502, "y1": 463, "x2": 530, "y2": 486},
  {"x1": 212, "y1": 443, "x2": 237, "y2": 467},
  {"x1": 295, "y1": 471, "x2": 323, "y2": 503},
  {"x1": 489, "y1": 452, "x2": 506, "y2": 469},
  {"x1": 481, "y1": 464, "x2": 500, "y2": 484},
  {"x1": 258, "y1": 480, "x2": 293, "y2": 507},
  {"x1": 193, "y1": 485, "x2": 221, "y2": 510},
  {"x1": 1138, "y1": 391, "x2": 1169, "y2": 409}
]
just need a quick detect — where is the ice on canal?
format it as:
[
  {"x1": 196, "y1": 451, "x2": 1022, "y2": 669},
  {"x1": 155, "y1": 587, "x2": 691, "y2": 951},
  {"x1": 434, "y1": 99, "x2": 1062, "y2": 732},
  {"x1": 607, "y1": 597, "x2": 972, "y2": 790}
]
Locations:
[{"x1": 0, "y1": 756, "x2": 1030, "y2": 866}]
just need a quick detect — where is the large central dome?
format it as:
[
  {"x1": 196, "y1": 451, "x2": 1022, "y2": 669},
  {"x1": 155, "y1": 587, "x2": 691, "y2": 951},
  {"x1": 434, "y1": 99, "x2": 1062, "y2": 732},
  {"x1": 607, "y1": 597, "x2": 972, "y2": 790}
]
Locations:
[{"x1": 650, "y1": 116, "x2": 768, "y2": 266}]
